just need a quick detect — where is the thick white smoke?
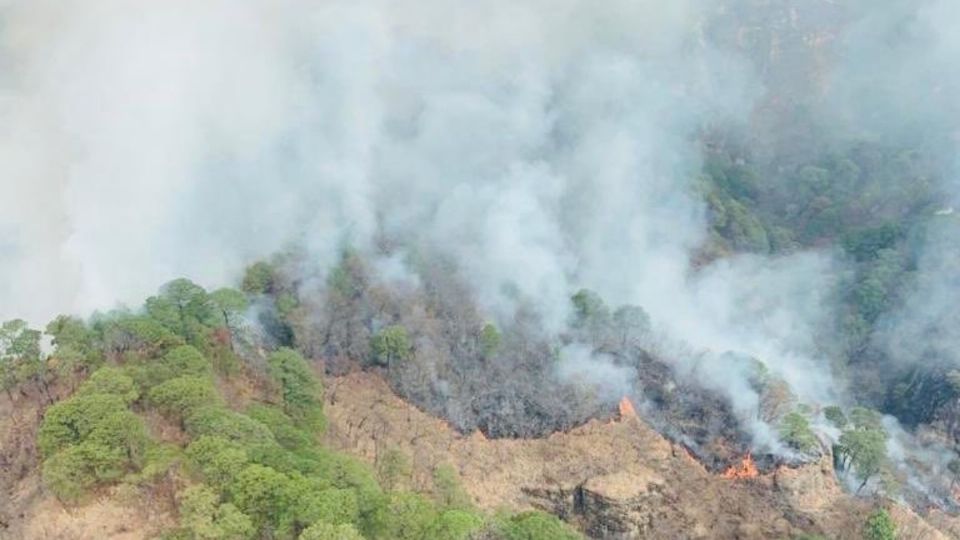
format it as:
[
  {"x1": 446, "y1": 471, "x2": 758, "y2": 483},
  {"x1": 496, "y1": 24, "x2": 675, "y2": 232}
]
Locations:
[
  {"x1": 0, "y1": 0, "x2": 843, "y2": 427},
  {"x1": 2, "y1": 0, "x2": 915, "y2": 439}
]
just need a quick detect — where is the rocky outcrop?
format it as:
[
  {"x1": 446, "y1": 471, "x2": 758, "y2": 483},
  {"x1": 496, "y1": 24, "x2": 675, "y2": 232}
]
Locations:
[
  {"x1": 773, "y1": 454, "x2": 844, "y2": 513},
  {"x1": 524, "y1": 469, "x2": 669, "y2": 539}
]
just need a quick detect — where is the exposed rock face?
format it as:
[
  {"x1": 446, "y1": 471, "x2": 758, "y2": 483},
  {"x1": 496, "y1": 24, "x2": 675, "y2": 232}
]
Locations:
[
  {"x1": 525, "y1": 469, "x2": 668, "y2": 539},
  {"x1": 773, "y1": 454, "x2": 844, "y2": 513}
]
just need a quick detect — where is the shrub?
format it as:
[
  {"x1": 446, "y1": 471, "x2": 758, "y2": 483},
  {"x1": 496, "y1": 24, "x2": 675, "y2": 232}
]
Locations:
[
  {"x1": 213, "y1": 503, "x2": 255, "y2": 540},
  {"x1": 864, "y1": 508, "x2": 896, "y2": 540},
  {"x1": 380, "y1": 492, "x2": 438, "y2": 540},
  {"x1": 38, "y1": 394, "x2": 128, "y2": 457},
  {"x1": 85, "y1": 410, "x2": 149, "y2": 466},
  {"x1": 77, "y1": 366, "x2": 139, "y2": 404},
  {"x1": 229, "y1": 464, "x2": 294, "y2": 533},
  {"x1": 321, "y1": 455, "x2": 385, "y2": 534},
  {"x1": 186, "y1": 436, "x2": 250, "y2": 491},
  {"x1": 779, "y1": 412, "x2": 819, "y2": 454},
  {"x1": 267, "y1": 348, "x2": 324, "y2": 430},
  {"x1": 43, "y1": 444, "x2": 100, "y2": 502},
  {"x1": 298, "y1": 522, "x2": 364, "y2": 540},
  {"x1": 242, "y1": 261, "x2": 276, "y2": 295},
  {"x1": 246, "y1": 404, "x2": 313, "y2": 451},
  {"x1": 179, "y1": 485, "x2": 255, "y2": 540},
  {"x1": 246, "y1": 442, "x2": 304, "y2": 474},
  {"x1": 149, "y1": 376, "x2": 220, "y2": 422},
  {"x1": 129, "y1": 345, "x2": 213, "y2": 391},
  {"x1": 127, "y1": 443, "x2": 182, "y2": 486},
  {"x1": 369, "y1": 326, "x2": 411, "y2": 367},
  {"x1": 43, "y1": 441, "x2": 131, "y2": 502},
  {"x1": 179, "y1": 485, "x2": 223, "y2": 538},
  {"x1": 96, "y1": 314, "x2": 184, "y2": 359},
  {"x1": 376, "y1": 447, "x2": 412, "y2": 491},
  {"x1": 498, "y1": 511, "x2": 581, "y2": 540},
  {"x1": 166, "y1": 345, "x2": 212, "y2": 372},
  {"x1": 431, "y1": 464, "x2": 472, "y2": 510},
  {"x1": 38, "y1": 390, "x2": 150, "y2": 502},
  {"x1": 479, "y1": 323, "x2": 502, "y2": 359},
  {"x1": 294, "y1": 488, "x2": 359, "y2": 528},
  {"x1": 425, "y1": 510, "x2": 484, "y2": 539},
  {"x1": 184, "y1": 407, "x2": 275, "y2": 446}
]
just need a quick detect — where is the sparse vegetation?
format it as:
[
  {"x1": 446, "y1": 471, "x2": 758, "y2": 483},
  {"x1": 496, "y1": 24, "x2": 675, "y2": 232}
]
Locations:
[{"x1": 863, "y1": 508, "x2": 896, "y2": 540}]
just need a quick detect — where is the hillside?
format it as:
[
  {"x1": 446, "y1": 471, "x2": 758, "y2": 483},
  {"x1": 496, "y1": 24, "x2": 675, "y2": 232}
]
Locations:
[
  {"x1": 5, "y1": 366, "x2": 960, "y2": 539},
  {"x1": 4, "y1": 1, "x2": 960, "y2": 539},
  {"x1": 322, "y1": 371, "x2": 960, "y2": 539}
]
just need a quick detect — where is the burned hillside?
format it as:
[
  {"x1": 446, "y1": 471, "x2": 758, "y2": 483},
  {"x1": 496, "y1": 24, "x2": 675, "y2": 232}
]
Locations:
[{"x1": 249, "y1": 252, "x2": 801, "y2": 475}]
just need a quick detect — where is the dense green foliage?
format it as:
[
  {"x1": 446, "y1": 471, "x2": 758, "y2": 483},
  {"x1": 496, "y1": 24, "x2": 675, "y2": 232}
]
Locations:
[
  {"x1": 268, "y1": 348, "x2": 324, "y2": 430},
  {"x1": 779, "y1": 411, "x2": 819, "y2": 454},
  {"x1": 38, "y1": 393, "x2": 130, "y2": 457},
  {"x1": 496, "y1": 511, "x2": 582, "y2": 540},
  {"x1": 178, "y1": 485, "x2": 255, "y2": 540},
  {"x1": 184, "y1": 407, "x2": 276, "y2": 446},
  {"x1": 76, "y1": 366, "x2": 140, "y2": 404},
  {"x1": 368, "y1": 326, "x2": 411, "y2": 367},
  {"x1": 242, "y1": 262, "x2": 277, "y2": 295},
  {"x1": 829, "y1": 407, "x2": 890, "y2": 493},
  {"x1": 38, "y1": 380, "x2": 148, "y2": 501},
  {"x1": 149, "y1": 376, "x2": 221, "y2": 423}
]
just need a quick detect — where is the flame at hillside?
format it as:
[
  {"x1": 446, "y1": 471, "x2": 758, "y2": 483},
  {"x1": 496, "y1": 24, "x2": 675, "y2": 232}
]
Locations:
[
  {"x1": 722, "y1": 453, "x2": 759, "y2": 480},
  {"x1": 619, "y1": 396, "x2": 637, "y2": 419}
]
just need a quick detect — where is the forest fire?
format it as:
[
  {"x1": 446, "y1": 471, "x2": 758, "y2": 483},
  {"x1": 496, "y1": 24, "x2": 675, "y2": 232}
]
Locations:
[
  {"x1": 722, "y1": 453, "x2": 759, "y2": 480},
  {"x1": 619, "y1": 396, "x2": 637, "y2": 419}
]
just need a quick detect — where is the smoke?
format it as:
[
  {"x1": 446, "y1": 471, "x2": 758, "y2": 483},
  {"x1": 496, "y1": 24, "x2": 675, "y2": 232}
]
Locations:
[
  {"x1": 0, "y1": 0, "x2": 840, "y2": 440},
  {"x1": 555, "y1": 344, "x2": 634, "y2": 401},
  {"x1": 877, "y1": 217, "x2": 960, "y2": 371},
  {"x1": 5, "y1": 0, "x2": 960, "y2": 488},
  {"x1": 823, "y1": 0, "x2": 960, "y2": 150}
]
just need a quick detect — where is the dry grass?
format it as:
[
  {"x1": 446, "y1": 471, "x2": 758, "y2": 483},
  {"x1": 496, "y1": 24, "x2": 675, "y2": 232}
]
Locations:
[{"x1": 321, "y1": 370, "x2": 960, "y2": 540}]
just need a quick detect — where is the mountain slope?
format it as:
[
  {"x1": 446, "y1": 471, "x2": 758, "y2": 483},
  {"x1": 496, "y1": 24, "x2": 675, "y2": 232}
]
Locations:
[{"x1": 322, "y1": 371, "x2": 960, "y2": 539}]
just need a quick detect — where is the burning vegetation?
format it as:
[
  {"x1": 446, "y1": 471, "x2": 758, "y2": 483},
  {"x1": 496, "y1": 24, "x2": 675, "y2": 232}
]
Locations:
[
  {"x1": 722, "y1": 454, "x2": 760, "y2": 480},
  {"x1": 618, "y1": 396, "x2": 637, "y2": 419}
]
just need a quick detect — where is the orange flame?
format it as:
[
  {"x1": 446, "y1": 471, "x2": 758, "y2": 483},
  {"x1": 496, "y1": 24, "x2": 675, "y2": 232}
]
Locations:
[
  {"x1": 618, "y1": 396, "x2": 637, "y2": 419},
  {"x1": 722, "y1": 453, "x2": 759, "y2": 480}
]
